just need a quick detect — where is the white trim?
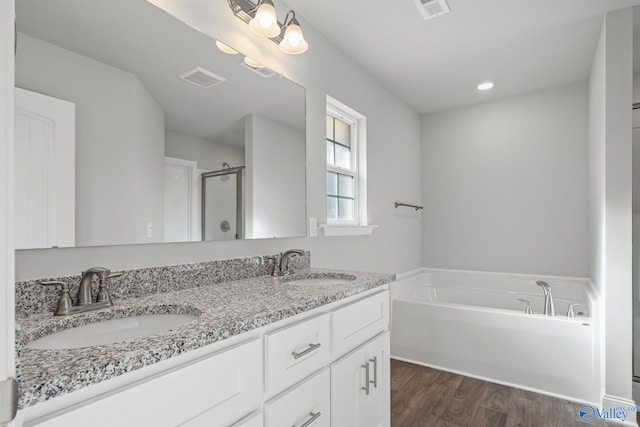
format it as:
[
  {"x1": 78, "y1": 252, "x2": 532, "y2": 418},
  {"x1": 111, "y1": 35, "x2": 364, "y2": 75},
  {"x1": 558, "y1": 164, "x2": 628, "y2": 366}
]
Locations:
[
  {"x1": 319, "y1": 224, "x2": 377, "y2": 236},
  {"x1": 601, "y1": 394, "x2": 639, "y2": 426},
  {"x1": 0, "y1": 0, "x2": 16, "y2": 419},
  {"x1": 326, "y1": 95, "x2": 368, "y2": 227},
  {"x1": 391, "y1": 356, "x2": 602, "y2": 406},
  {"x1": 164, "y1": 157, "x2": 200, "y2": 242}
]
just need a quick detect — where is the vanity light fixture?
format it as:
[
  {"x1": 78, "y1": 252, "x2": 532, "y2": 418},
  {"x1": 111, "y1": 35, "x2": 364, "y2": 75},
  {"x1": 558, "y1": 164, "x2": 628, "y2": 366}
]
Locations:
[
  {"x1": 216, "y1": 40, "x2": 239, "y2": 55},
  {"x1": 243, "y1": 56, "x2": 263, "y2": 68},
  {"x1": 248, "y1": 0, "x2": 280, "y2": 38},
  {"x1": 279, "y1": 11, "x2": 308, "y2": 55},
  {"x1": 227, "y1": 0, "x2": 309, "y2": 54},
  {"x1": 477, "y1": 81, "x2": 495, "y2": 91}
]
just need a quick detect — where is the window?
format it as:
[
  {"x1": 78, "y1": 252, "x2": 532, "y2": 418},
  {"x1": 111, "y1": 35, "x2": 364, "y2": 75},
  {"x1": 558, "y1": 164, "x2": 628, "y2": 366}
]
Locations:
[
  {"x1": 326, "y1": 113, "x2": 357, "y2": 222},
  {"x1": 324, "y1": 96, "x2": 373, "y2": 235}
]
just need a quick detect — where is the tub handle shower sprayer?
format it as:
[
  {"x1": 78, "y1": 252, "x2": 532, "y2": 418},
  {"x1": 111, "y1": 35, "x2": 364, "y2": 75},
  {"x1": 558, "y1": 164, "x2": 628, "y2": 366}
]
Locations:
[
  {"x1": 536, "y1": 280, "x2": 555, "y2": 316},
  {"x1": 517, "y1": 298, "x2": 534, "y2": 314},
  {"x1": 567, "y1": 303, "x2": 580, "y2": 318}
]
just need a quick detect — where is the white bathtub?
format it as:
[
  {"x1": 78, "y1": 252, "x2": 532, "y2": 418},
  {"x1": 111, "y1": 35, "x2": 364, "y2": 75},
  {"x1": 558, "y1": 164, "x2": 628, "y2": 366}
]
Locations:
[{"x1": 390, "y1": 269, "x2": 600, "y2": 404}]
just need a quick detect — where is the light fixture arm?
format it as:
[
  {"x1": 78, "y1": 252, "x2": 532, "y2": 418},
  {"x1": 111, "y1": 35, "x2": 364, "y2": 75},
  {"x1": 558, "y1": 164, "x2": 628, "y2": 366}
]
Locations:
[
  {"x1": 228, "y1": 0, "x2": 284, "y2": 43},
  {"x1": 282, "y1": 10, "x2": 298, "y2": 29}
]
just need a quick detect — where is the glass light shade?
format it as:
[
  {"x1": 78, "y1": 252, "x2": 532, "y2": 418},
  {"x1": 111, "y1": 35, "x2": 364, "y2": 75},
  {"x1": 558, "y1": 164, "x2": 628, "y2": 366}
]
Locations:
[
  {"x1": 215, "y1": 40, "x2": 238, "y2": 55},
  {"x1": 279, "y1": 23, "x2": 308, "y2": 54},
  {"x1": 248, "y1": 2, "x2": 281, "y2": 38},
  {"x1": 244, "y1": 56, "x2": 263, "y2": 68}
]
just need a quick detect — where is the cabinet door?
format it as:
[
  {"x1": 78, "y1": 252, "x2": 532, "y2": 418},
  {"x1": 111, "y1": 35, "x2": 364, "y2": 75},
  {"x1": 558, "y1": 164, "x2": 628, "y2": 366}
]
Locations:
[
  {"x1": 331, "y1": 332, "x2": 390, "y2": 427},
  {"x1": 364, "y1": 332, "x2": 390, "y2": 427}
]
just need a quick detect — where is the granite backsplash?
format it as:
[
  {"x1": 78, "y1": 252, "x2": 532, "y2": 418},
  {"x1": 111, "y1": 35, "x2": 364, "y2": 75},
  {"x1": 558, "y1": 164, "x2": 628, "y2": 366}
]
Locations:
[{"x1": 15, "y1": 251, "x2": 311, "y2": 318}]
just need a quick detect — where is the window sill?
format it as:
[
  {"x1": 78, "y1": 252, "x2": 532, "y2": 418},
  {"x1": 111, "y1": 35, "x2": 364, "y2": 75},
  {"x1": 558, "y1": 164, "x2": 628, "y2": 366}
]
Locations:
[{"x1": 319, "y1": 224, "x2": 378, "y2": 237}]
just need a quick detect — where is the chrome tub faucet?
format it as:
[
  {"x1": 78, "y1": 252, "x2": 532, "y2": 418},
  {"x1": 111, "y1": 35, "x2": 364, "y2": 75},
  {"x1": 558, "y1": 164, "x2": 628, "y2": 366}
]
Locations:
[{"x1": 536, "y1": 280, "x2": 555, "y2": 316}]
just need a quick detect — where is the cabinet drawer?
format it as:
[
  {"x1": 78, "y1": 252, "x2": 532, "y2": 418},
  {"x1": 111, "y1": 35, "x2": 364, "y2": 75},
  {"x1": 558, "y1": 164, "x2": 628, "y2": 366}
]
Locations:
[
  {"x1": 265, "y1": 313, "x2": 330, "y2": 396},
  {"x1": 332, "y1": 291, "x2": 389, "y2": 359},
  {"x1": 31, "y1": 339, "x2": 262, "y2": 427},
  {"x1": 264, "y1": 368, "x2": 330, "y2": 427},
  {"x1": 228, "y1": 411, "x2": 263, "y2": 427}
]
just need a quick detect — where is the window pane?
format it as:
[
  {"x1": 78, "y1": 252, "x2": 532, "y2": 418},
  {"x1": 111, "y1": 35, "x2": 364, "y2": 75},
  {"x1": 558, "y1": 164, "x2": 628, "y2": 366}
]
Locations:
[
  {"x1": 327, "y1": 196, "x2": 338, "y2": 220},
  {"x1": 338, "y1": 174, "x2": 354, "y2": 198},
  {"x1": 334, "y1": 118, "x2": 350, "y2": 147},
  {"x1": 327, "y1": 172, "x2": 338, "y2": 196},
  {"x1": 338, "y1": 198, "x2": 354, "y2": 221},
  {"x1": 335, "y1": 145, "x2": 351, "y2": 170},
  {"x1": 326, "y1": 141, "x2": 335, "y2": 165},
  {"x1": 326, "y1": 115, "x2": 333, "y2": 139}
]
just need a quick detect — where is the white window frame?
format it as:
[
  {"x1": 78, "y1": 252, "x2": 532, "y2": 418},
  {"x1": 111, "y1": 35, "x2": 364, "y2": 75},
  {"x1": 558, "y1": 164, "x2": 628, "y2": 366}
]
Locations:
[{"x1": 323, "y1": 95, "x2": 375, "y2": 236}]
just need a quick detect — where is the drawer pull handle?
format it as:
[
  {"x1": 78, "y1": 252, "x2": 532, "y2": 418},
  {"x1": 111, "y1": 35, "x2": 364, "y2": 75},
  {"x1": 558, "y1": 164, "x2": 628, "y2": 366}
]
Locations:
[
  {"x1": 292, "y1": 343, "x2": 321, "y2": 359},
  {"x1": 294, "y1": 411, "x2": 321, "y2": 427},
  {"x1": 369, "y1": 356, "x2": 378, "y2": 389},
  {"x1": 361, "y1": 362, "x2": 370, "y2": 395}
]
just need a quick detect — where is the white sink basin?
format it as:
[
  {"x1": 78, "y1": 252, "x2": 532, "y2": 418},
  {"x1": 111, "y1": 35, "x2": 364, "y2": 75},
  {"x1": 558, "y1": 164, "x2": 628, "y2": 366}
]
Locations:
[
  {"x1": 283, "y1": 274, "x2": 356, "y2": 286},
  {"x1": 26, "y1": 313, "x2": 198, "y2": 350}
]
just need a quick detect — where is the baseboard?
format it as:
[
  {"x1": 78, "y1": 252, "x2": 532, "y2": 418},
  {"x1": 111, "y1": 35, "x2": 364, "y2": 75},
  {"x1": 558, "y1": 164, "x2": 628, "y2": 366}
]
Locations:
[
  {"x1": 600, "y1": 394, "x2": 639, "y2": 426},
  {"x1": 390, "y1": 356, "x2": 600, "y2": 406}
]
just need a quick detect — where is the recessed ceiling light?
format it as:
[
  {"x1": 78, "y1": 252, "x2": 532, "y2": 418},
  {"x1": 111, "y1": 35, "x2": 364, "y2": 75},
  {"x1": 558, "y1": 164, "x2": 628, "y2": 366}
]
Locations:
[{"x1": 477, "y1": 81, "x2": 495, "y2": 91}]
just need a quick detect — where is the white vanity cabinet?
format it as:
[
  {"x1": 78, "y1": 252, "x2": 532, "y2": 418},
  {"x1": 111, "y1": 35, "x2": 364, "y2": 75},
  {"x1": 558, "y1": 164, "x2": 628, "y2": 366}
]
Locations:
[
  {"x1": 331, "y1": 332, "x2": 390, "y2": 427},
  {"x1": 21, "y1": 287, "x2": 391, "y2": 427}
]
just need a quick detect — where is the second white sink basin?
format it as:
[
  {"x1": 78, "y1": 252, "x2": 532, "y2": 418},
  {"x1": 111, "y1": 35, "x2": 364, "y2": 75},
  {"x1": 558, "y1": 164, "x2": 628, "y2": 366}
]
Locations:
[
  {"x1": 285, "y1": 278, "x2": 353, "y2": 286},
  {"x1": 26, "y1": 313, "x2": 198, "y2": 350}
]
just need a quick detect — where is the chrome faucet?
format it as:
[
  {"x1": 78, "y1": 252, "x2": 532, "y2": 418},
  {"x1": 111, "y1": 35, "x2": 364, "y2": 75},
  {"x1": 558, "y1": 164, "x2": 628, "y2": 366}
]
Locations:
[
  {"x1": 536, "y1": 280, "x2": 555, "y2": 316},
  {"x1": 78, "y1": 267, "x2": 108, "y2": 305},
  {"x1": 279, "y1": 249, "x2": 305, "y2": 275},
  {"x1": 41, "y1": 267, "x2": 122, "y2": 316},
  {"x1": 267, "y1": 250, "x2": 305, "y2": 276}
]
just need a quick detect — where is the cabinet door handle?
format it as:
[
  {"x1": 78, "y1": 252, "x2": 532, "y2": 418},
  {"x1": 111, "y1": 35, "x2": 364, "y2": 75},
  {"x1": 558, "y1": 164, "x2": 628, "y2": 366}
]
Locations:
[
  {"x1": 291, "y1": 342, "x2": 321, "y2": 359},
  {"x1": 293, "y1": 411, "x2": 321, "y2": 427},
  {"x1": 369, "y1": 356, "x2": 378, "y2": 389},
  {"x1": 361, "y1": 362, "x2": 370, "y2": 395}
]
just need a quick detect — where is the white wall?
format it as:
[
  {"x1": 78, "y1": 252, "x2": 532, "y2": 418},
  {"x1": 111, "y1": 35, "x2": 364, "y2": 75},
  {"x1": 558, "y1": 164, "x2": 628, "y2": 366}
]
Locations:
[
  {"x1": 165, "y1": 129, "x2": 245, "y2": 172},
  {"x1": 588, "y1": 9, "x2": 634, "y2": 407},
  {"x1": 15, "y1": 33, "x2": 166, "y2": 246},
  {"x1": 421, "y1": 83, "x2": 589, "y2": 277},
  {"x1": 245, "y1": 114, "x2": 305, "y2": 239},
  {"x1": 14, "y1": 0, "x2": 422, "y2": 279}
]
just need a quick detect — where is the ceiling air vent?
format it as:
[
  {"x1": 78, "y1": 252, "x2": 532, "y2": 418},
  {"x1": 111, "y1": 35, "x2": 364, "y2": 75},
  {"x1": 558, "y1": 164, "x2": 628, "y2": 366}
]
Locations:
[
  {"x1": 240, "y1": 62, "x2": 277, "y2": 78},
  {"x1": 178, "y1": 67, "x2": 226, "y2": 88},
  {"x1": 413, "y1": 0, "x2": 451, "y2": 21}
]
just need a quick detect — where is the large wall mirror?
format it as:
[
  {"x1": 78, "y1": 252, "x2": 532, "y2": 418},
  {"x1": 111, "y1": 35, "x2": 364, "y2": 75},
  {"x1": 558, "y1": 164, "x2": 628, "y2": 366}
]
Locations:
[{"x1": 14, "y1": 0, "x2": 306, "y2": 250}]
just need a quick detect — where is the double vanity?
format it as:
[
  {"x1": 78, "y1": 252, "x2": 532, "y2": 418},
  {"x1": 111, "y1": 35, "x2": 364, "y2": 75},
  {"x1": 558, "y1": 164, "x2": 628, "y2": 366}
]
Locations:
[{"x1": 14, "y1": 252, "x2": 394, "y2": 426}]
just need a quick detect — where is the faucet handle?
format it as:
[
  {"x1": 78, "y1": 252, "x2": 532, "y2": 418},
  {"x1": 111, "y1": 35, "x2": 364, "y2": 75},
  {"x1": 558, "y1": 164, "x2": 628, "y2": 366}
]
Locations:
[
  {"x1": 517, "y1": 298, "x2": 534, "y2": 314},
  {"x1": 567, "y1": 303, "x2": 580, "y2": 318},
  {"x1": 96, "y1": 272, "x2": 122, "y2": 304},
  {"x1": 266, "y1": 256, "x2": 279, "y2": 276},
  {"x1": 40, "y1": 281, "x2": 73, "y2": 316}
]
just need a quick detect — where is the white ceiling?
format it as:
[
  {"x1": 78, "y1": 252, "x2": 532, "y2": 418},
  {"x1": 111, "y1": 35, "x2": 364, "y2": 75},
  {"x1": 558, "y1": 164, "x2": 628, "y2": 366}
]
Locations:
[{"x1": 285, "y1": 0, "x2": 640, "y2": 114}]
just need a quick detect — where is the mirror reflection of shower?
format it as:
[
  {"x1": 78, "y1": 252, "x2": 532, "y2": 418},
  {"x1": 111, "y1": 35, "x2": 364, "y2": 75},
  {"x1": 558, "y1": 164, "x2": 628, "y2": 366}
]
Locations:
[{"x1": 201, "y1": 162, "x2": 245, "y2": 241}]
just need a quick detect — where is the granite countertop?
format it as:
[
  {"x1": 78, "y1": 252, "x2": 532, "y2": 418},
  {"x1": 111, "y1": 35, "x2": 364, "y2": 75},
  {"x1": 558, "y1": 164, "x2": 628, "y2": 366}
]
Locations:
[{"x1": 16, "y1": 268, "x2": 394, "y2": 409}]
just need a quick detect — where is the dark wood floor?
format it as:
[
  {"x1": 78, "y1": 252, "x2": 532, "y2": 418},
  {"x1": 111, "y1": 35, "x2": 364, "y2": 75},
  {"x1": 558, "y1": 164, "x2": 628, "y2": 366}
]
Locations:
[{"x1": 391, "y1": 359, "x2": 619, "y2": 427}]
